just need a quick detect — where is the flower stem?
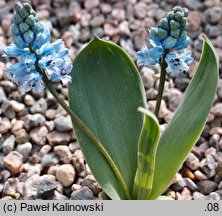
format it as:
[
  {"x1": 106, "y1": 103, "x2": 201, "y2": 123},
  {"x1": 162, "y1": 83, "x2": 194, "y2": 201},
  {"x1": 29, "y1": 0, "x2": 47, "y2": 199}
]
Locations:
[
  {"x1": 154, "y1": 51, "x2": 169, "y2": 117},
  {"x1": 30, "y1": 46, "x2": 132, "y2": 199}
]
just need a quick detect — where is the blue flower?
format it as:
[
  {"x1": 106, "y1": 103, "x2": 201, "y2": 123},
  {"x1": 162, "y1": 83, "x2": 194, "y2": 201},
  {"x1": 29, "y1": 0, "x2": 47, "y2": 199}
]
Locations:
[
  {"x1": 137, "y1": 46, "x2": 163, "y2": 66},
  {"x1": 149, "y1": 7, "x2": 190, "y2": 51},
  {"x1": 2, "y1": 2, "x2": 73, "y2": 93},
  {"x1": 165, "y1": 50, "x2": 193, "y2": 77}
]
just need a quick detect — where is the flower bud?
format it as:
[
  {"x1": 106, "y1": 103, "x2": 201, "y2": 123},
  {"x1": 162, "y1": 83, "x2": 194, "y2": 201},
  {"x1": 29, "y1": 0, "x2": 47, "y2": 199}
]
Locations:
[
  {"x1": 157, "y1": 18, "x2": 169, "y2": 30},
  {"x1": 157, "y1": 28, "x2": 168, "y2": 40},
  {"x1": 162, "y1": 36, "x2": 177, "y2": 50},
  {"x1": 18, "y1": 22, "x2": 29, "y2": 34},
  {"x1": 25, "y1": 15, "x2": 36, "y2": 27},
  {"x1": 169, "y1": 20, "x2": 180, "y2": 31},
  {"x1": 23, "y1": 30, "x2": 34, "y2": 44}
]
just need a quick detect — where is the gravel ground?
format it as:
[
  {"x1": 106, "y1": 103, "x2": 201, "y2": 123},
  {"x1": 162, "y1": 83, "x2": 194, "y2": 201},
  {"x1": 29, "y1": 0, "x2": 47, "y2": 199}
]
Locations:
[{"x1": 0, "y1": 0, "x2": 222, "y2": 200}]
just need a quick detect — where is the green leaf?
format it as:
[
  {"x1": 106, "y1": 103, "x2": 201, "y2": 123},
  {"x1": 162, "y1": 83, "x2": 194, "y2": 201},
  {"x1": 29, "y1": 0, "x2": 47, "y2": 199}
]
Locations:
[
  {"x1": 149, "y1": 37, "x2": 219, "y2": 199},
  {"x1": 68, "y1": 37, "x2": 146, "y2": 199},
  {"x1": 133, "y1": 107, "x2": 160, "y2": 200}
]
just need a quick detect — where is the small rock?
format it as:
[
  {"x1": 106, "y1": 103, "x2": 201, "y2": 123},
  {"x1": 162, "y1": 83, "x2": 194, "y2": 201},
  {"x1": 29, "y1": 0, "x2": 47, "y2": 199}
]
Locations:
[
  {"x1": 0, "y1": 117, "x2": 11, "y2": 134},
  {"x1": 24, "y1": 94, "x2": 35, "y2": 106},
  {"x1": 56, "y1": 164, "x2": 75, "y2": 187},
  {"x1": 3, "y1": 177, "x2": 20, "y2": 196},
  {"x1": 90, "y1": 15, "x2": 105, "y2": 27},
  {"x1": 30, "y1": 98, "x2": 47, "y2": 114},
  {"x1": 24, "y1": 114, "x2": 45, "y2": 130},
  {"x1": 54, "y1": 145, "x2": 72, "y2": 164},
  {"x1": 39, "y1": 145, "x2": 52, "y2": 158},
  {"x1": 211, "y1": 103, "x2": 222, "y2": 116},
  {"x1": 168, "y1": 88, "x2": 182, "y2": 112},
  {"x1": 16, "y1": 142, "x2": 32, "y2": 160},
  {"x1": 207, "y1": 25, "x2": 222, "y2": 38},
  {"x1": 200, "y1": 155, "x2": 217, "y2": 178},
  {"x1": 45, "y1": 109, "x2": 57, "y2": 120},
  {"x1": 183, "y1": 0, "x2": 203, "y2": 10},
  {"x1": 0, "y1": 87, "x2": 6, "y2": 103},
  {"x1": 47, "y1": 131, "x2": 71, "y2": 146},
  {"x1": 1, "y1": 100, "x2": 15, "y2": 119},
  {"x1": 206, "y1": 192, "x2": 221, "y2": 200},
  {"x1": 3, "y1": 151, "x2": 23, "y2": 174},
  {"x1": 2, "y1": 135, "x2": 15, "y2": 155},
  {"x1": 133, "y1": 28, "x2": 148, "y2": 50},
  {"x1": 197, "y1": 180, "x2": 217, "y2": 195},
  {"x1": 70, "y1": 186, "x2": 93, "y2": 200},
  {"x1": 41, "y1": 153, "x2": 59, "y2": 167},
  {"x1": 104, "y1": 23, "x2": 119, "y2": 37},
  {"x1": 84, "y1": 0, "x2": 99, "y2": 11},
  {"x1": 141, "y1": 71, "x2": 154, "y2": 89},
  {"x1": 188, "y1": 11, "x2": 202, "y2": 32},
  {"x1": 111, "y1": 8, "x2": 125, "y2": 22},
  {"x1": 204, "y1": 7, "x2": 222, "y2": 24},
  {"x1": 11, "y1": 120, "x2": 24, "y2": 134},
  {"x1": 82, "y1": 175, "x2": 102, "y2": 196},
  {"x1": 209, "y1": 127, "x2": 222, "y2": 135},
  {"x1": 119, "y1": 21, "x2": 130, "y2": 36},
  {"x1": 171, "y1": 178, "x2": 187, "y2": 191},
  {"x1": 47, "y1": 165, "x2": 59, "y2": 176},
  {"x1": 72, "y1": 149, "x2": 85, "y2": 173},
  {"x1": 185, "y1": 152, "x2": 200, "y2": 171},
  {"x1": 194, "y1": 170, "x2": 208, "y2": 180},
  {"x1": 23, "y1": 174, "x2": 40, "y2": 199},
  {"x1": 10, "y1": 100, "x2": 25, "y2": 113},
  {"x1": 134, "y1": 2, "x2": 147, "y2": 19},
  {"x1": 37, "y1": 180, "x2": 58, "y2": 199},
  {"x1": 30, "y1": 126, "x2": 48, "y2": 146},
  {"x1": 184, "y1": 178, "x2": 197, "y2": 191},
  {"x1": 193, "y1": 191, "x2": 206, "y2": 200},
  {"x1": 174, "y1": 77, "x2": 190, "y2": 91},
  {"x1": 54, "y1": 115, "x2": 72, "y2": 132},
  {"x1": 14, "y1": 129, "x2": 30, "y2": 144},
  {"x1": 51, "y1": 191, "x2": 68, "y2": 200},
  {"x1": 179, "y1": 187, "x2": 192, "y2": 200},
  {"x1": 100, "y1": 3, "x2": 112, "y2": 14}
]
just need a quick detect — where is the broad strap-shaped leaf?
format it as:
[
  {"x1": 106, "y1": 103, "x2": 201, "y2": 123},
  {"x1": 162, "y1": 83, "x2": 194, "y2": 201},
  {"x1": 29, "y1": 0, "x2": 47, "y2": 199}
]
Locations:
[
  {"x1": 149, "y1": 37, "x2": 219, "y2": 199},
  {"x1": 68, "y1": 37, "x2": 146, "y2": 199},
  {"x1": 133, "y1": 107, "x2": 160, "y2": 200}
]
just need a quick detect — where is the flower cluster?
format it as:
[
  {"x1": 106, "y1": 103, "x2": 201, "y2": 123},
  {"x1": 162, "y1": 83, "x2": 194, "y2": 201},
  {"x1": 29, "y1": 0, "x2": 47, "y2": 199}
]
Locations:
[
  {"x1": 137, "y1": 6, "x2": 193, "y2": 77},
  {"x1": 3, "y1": 2, "x2": 72, "y2": 93}
]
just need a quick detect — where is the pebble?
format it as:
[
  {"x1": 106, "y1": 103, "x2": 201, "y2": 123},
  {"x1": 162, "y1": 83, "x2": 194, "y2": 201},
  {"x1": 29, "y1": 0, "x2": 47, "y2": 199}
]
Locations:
[
  {"x1": 82, "y1": 175, "x2": 102, "y2": 196},
  {"x1": 16, "y1": 142, "x2": 32, "y2": 160},
  {"x1": 200, "y1": 155, "x2": 217, "y2": 178},
  {"x1": 3, "y1": 151, "x2": 23, "y2": 174},
  {"x1": 211, "y1": 103, "x2": 222, "y2": 116},
  {"x1": 197, "y1": 180, "x2": 217, "y2": 195},
  {"x1": 171, "y1": 178, "x2": 187, "y2": 191},
  {"x1": 168, "y1": 88, "x2": 182, "y2": 112},
  {"x1": 179, "y1": 187, "x2": 192, "y2": 200},
  {"x1": 11, "y1": 120, "x2": 24, "y2": 134},
  {"x1": 56, "y1": 164, "x2": 75, "y2": 187},
  {"x1": 194, "y1": 170, "x2": 208, "y2": 180},
  {"x1": 204, "y1": 7, "x2": 222, "y2": 24},
  {"x1": 2, "y1": 135, "x2": 15, "y2": 155},
  {"x1": 70, "y1": 186, "x2": 94, "y2": 200},
  {"x1": 84, "y1": 0, "x2": 100, "y2": 11},
  {"x1": 54, "y1": 115, "x2": 73, "y2": 132},
  {"x1": 14, "y1": 129, "x2": 30, "y2": 144},
  {"x1": 185, "y1": 152, "x2": 200, "y2": 171},
  {"x1": 23, "y1": 174, "x2": 40, "y2": 199},
  {"x1": 39, "y1": 145, "x2": 52, "y2": 158},
  {"x1": 37, "y1": 179, "x2": 58, "y2": 199},
  {"x1": 184, "y1": 178, "x2": 198, "y2": 191},
  {"x1": 47, "y1": 131, "x2": 71, "y2": 146},
  {"x1": 24, "y1": 114, "x2": 46, "y2": 130},
  {"x1": 30, "y1": 126, "x2": 48, "y2": 146},
  {"x1": 104, "y1": 23, "x2": 119, "y2": 36},
  {"x1": 1, "y1": 100, "x2": 15, "y2": 119},
  {"x1": 193, "y1": 191, "x2": 206, "y2": 200},
  {"x1": 188, "y1": 11, "x2": 202, "y2": 32},
  {"x1": 0, "y1": 118, "x2": 11, "y2": 134},
  {"x1": 54, "y1": 145, "x2": 72, "y2": 164},
  {"x1": 207, "y1": 25, "x2": 222, "y2": 38},
  {"x1": 30, "y1": 98, "x2": 47, "y2": 114},
  {"x1": 41, "y1": 153, "x2": 59, "y2": 167},
  {"x1": 174, "y1": 77, "x2": 190, "y2": 91},
  {"x1": 206, "y1": 192, "x2": 221, "y2": 200},
  {"x1": 10, "y1": 100, "x2": 25, "y2": 113},
  {"x1": 51, "y1": 191, "x2": 68, "y2": 200},
  {"x1": 45, "y1": 109, "x2": 57, "y2": 120},
  {"x1": 134, "y1": 2, "x2": 148, "y2": 19},
  {"x1": 24, "y1": 94, "x2": 35, "y2": 106},
  {"x1": 3, "y1": 177, "x2": 20, "y2": 196},
  {"x1": 72, "y1": 149, "x2": 85, "y2": 173},
  {"x1": 141, "y1": 70, "x2": 155, "y2": 89},
  {"x1": 183, "y1": 0, "x2": 203, "y2": 10}
]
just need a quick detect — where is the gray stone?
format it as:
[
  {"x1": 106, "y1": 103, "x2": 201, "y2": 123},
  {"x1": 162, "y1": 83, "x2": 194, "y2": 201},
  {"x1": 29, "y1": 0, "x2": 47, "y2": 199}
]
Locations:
[
  {"x1": 54, "y1": 115, "x2": 72, "y2": 132},
  {"x1": 0, "y1": 117, "x2": 11, "y2": 134},
  {"x1": 47, "y1": 131, "x2": 71, "y2": 146},
  {"x1": 211, "y1": 103, "x2": 222, "y2": 116},
  {"x1": 2, "y1": 135, "x2": 15, "y2": 155},
  {"x1": 171, "y1": 178, "x2": 187, "y2": 191},
  {"x1": 207, "y1": 25, "x2": 222, "y2": 38},
  {"x1": 70, "y1": 187, "x2": 94, "y2": 200},
  {"x1": 141, "y1": 70, "x2": 154, "y2": 89},
  {"x1": 24, "y1": 114, "x2": 45, "y2": 130},
  {"x1": 193, "y1": 191, "x2": 206, "y2": 200},
  {"x1": 91, "y1": 27, "x2": 104, "y2": 38},
  {"x1": 1, "y1": 100, "x2": 15, "y2": 119},
  {"x1": 37, "y1": 180, "x2": 58, "y2": 199},
  {"x1": 3, "y1": 177, "x2": 20, "y2": 196},
  {"x1": 30, "y1": 98, "x2": 47, "y2": 114},
  {"x1": 41, "y1": 153, "x2": 59, "y2": 167},
  {"x1": 204, "y1": 7, "x2": 222, "y2": 24},
  {"x1": 197, "y1": 180, "x2": 217, "y2": 195},
  {"x1": 174, "y1": 77, "x2": 190, "y2": 91},
  {"x1": 134, "y1": 2, "x2": 147, "y2": 19},
  {"x1": 80, "y1": 28, "x2": 90, "y2": 42},
  {"x1": 23, "y1": 174, "x2": 40, "y2": 199},
  {"x1": 200, "y1": 155, "x2": 217, "y2": 178},
  {"x1": 0, "y1": 87, "x2": 6, "y2": 103},
  {"x1": 16, "y1": 142, "x2": 32, "y2": 160},
  {"x1": 84, "y1": 0, "x2": 99, "y2": 11},
  {"x1": 30, "y1": 126, "x2": 48, "y2": 146},
  {"x1": 184, "y1": 178, "x2": 197, "y2": 191},
  {"x1": 183, "y1": 0, "x2": 203, "y2": 10},
  {"x1": 206, "y1": 192, "x2": 221, "y2": 200}
]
